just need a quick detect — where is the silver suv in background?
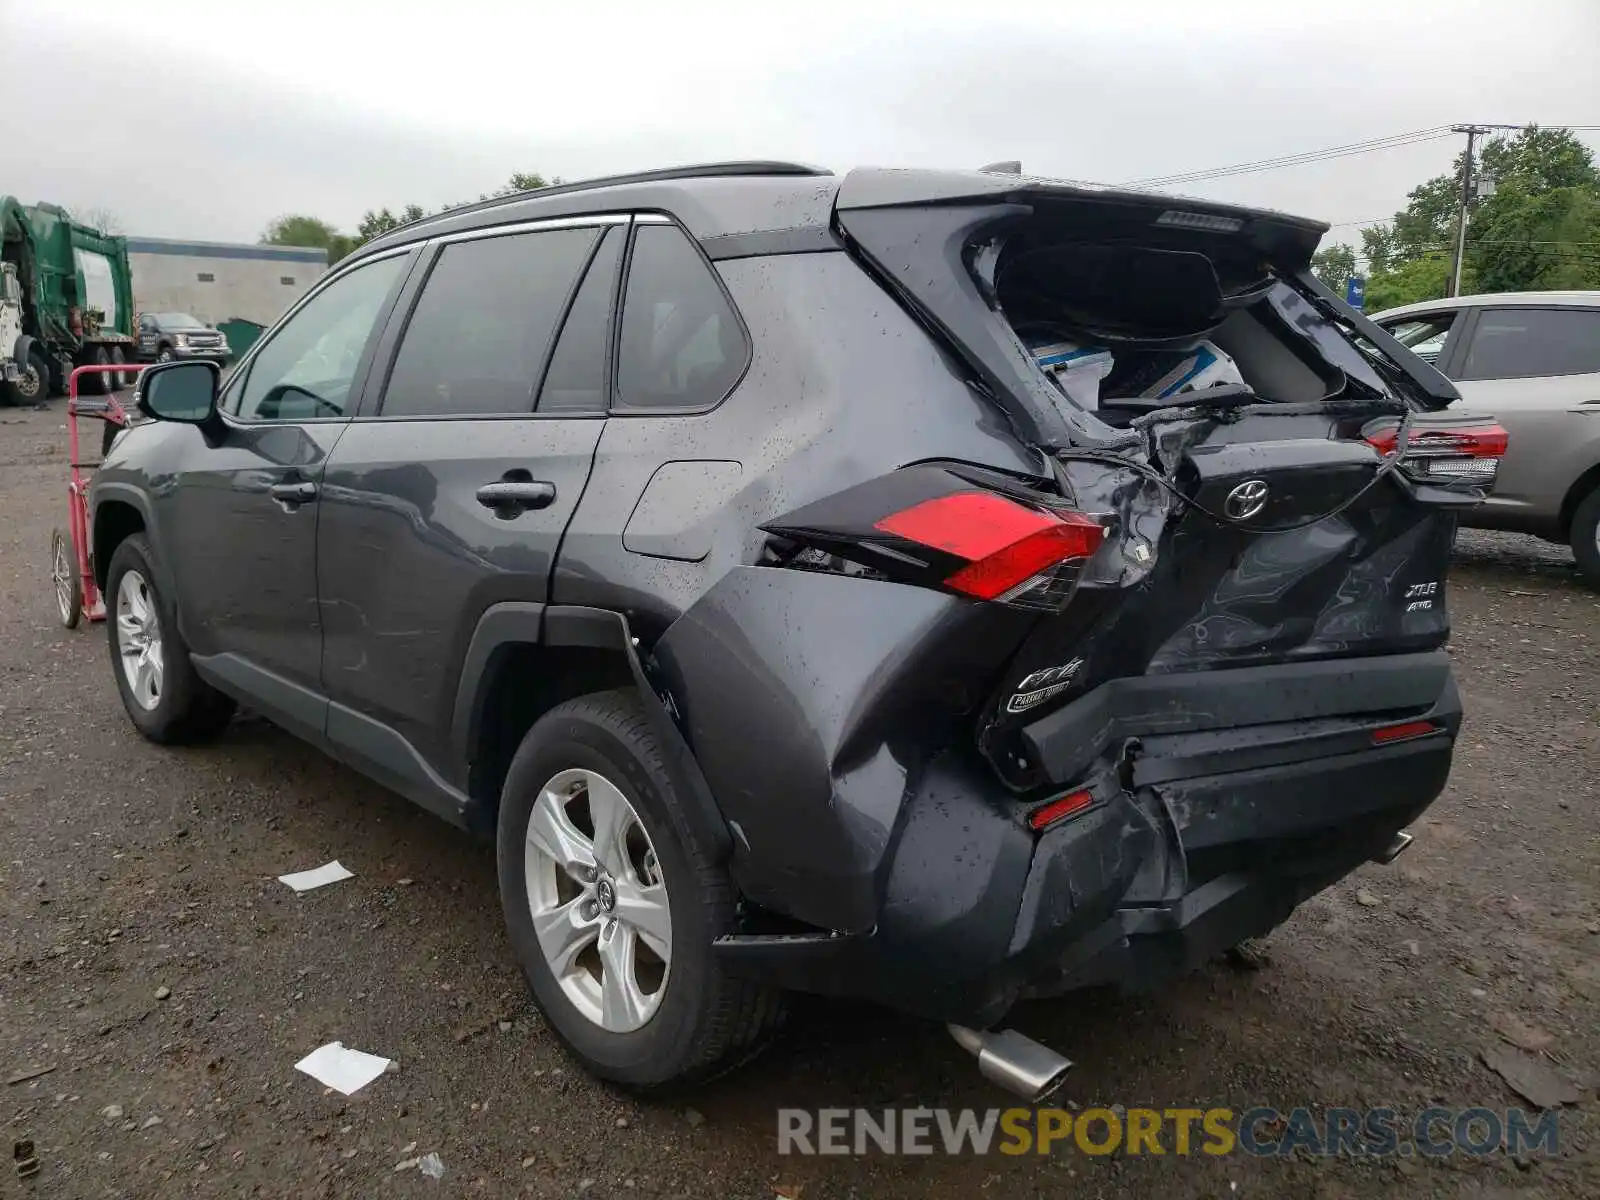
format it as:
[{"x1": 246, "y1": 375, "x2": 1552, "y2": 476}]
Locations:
[{"x1": 1371, "y1": 292, "x2": 1600, "y2": 583}]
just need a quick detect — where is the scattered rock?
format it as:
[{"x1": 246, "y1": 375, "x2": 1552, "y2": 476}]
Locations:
[
  {"x1": 394, "y1": 1157, "x2": 422, "y2": 1173},
  {"x1": 154, "y1": 986, "x2": 171, "y2": 1001},
  {"x1": 616, "y1": 1116, "x2": 630, "y2": 1129},
  {"x1": 101, "y1": 1105, "x2": 124, "y2": 1121},
  {"x1": 340, "y1": 1148, "x2": 358, "y2": 1160},
  {"x1": 1470, "y1": 988, "x2": 1488, "y2": 998},
  {"x1": 577, "y1": 1180, "x2": 596, "y2": 1194},
  {"x1": 1492, "y1": 1011, "x2": 1554, "y2": 1053},
  {"x1": 1225, "y1": 939, "x2": 1272, "y2": 970},
  {"x1": 521, "y1": 1156, "x2": 537, "y2": 1168},
  {"x1": 498, "y1": 1021, "x2": 513, "y2": 1034},
  {"x1": 400, "y1": 1141, "x2": 417, "y2": 1154},
  {"x1": 1481, "y1": 1044, "x2": 1584, "y2": 1109},
  {"x1": 140, "y1": 1116, "x2": 163, "y2": 1130},
  {"x1": 1404, "y1": 940, "x2": 1421, "y2": 957},
  {"x1": 1587, "y1": 922, "x2": 1599, "y2": 935},
  {"x1": 419, "y1": 1152, "x2": 444, "y2": 1179},
  {"x1": 398, "y1": 878, "x2": 414, "y2": 887},
  {"x1": 1355, "y1": 888, "x2": 1381, "y2": 908},
  {"x1": 684, "y1": 1108, "x2": 706, "y2": 1128}
]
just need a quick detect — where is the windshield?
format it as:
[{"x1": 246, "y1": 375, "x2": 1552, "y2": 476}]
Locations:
[{"x1": 154, "y1": 313, "x2": 206, "y2": 328}]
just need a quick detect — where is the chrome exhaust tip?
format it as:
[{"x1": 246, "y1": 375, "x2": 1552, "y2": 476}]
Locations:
[
  {"x1": 947, "y1": 1024, "x2": 1072, "y2": 1102},
  {"x1": 1372, "y1": 830, "x2": 1415, "y2": 865}
]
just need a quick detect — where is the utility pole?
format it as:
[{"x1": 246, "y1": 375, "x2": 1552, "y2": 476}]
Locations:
[{"x1": 1448, "y1": 125, "x2": 1491, "y2": 297}]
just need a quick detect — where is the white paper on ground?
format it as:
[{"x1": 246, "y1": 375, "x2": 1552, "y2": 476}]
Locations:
[
  {"x1": 294, "y1": 1042, "x2": 392, "y2": 1095},
  {"x1": 277, "y1": 861, "x2": 354, "y2": 892}
]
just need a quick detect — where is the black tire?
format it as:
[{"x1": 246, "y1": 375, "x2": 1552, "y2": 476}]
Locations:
[
  {"x1": 51, "y1": 527, "x2": 83, "y2": 629},
  {"x1": 104, "y1": 533, "x2": 235, "y2": 743},
  {"x1": 156, "y1": 345, "x2": 174, "y2": 364},
  {"x1": 109, "y1": 344, "x2": 132, "y2": 390},
  {"x1": 497, "y1": 688, "x2": 782, "y2": 1091},
  {"x1": 1570, "y1": 486, "x2": 1600, "y2": 588},
  {"x1": 2, "y1": 347, "x2": 50, "y2": 406},
  {"x1": 83, "y1": 345, "x2": 111, "y2": 395}
]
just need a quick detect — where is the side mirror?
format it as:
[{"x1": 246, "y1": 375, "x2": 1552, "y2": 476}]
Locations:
[{"x1": 138, "y1": 360, "x2": 220, "y2": 424}]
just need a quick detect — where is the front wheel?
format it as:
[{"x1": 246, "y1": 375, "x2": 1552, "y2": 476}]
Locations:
[
  {"x1": 497, "y1": 689, "x2": 782, "y2": 1090},
  {"x1": 1570, "y1": 487, "x2": 1600, "y2": 587},
  {"x1": 156, "y1": 346, "x2": 174, "y2": 364},
  {"x1": 51, "y1": 528, "x2": 83, "y2": 629},
  {"x1": 104, "y1": 533, "x2": 235, "y2": 742},
  {"x1": 2, "y1": 347, "x2": 50, "y2": 406}
]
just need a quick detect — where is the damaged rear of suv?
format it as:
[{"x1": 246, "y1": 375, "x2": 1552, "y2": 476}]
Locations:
[
  {"x1": 94, "y1": 163, "x2": 1501, "y2": 1098},
  {"x1": 651, "y1": 170, "x2": 1500, "y2": 1092}
]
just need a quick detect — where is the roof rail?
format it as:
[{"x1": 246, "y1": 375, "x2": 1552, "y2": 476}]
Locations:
[{"x1": 366, "y1": 160, "x2": 832, "y2": 245}]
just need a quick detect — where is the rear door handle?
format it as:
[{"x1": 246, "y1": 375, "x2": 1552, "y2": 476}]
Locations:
[
  {"x1": 476, "y1": 480, "x2": 556, "y2": 515},
  {"x1": 268, "y1": 481, "x2": 318, "y2": 506}
]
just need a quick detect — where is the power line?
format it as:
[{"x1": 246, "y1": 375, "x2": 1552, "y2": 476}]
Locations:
[
  {"x1": 1128, "y1": 123, "x2": 1600, "y2": 190},
  {"x1": 1124, "y1": 127, "x2": 1454, "y2": 188}
]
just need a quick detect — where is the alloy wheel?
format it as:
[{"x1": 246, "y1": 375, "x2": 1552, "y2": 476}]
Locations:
[
  {"x1": 524, "y1": 767, "x2": 672, "y2": 1033},
  {"x1": 115, "y1": 569, "x2": 164, "y2": 710}
]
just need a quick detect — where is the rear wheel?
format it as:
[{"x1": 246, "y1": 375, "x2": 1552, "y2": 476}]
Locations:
[
  {"x1": 105, "y1": 533, "x2": 235, "y2": 742},
  {"x1": 51, "y1": 528, "x2": 82, "y2": 629},
  {"x1": 109, "y1": 344, "x2": 132, "y2": 390},
  {"x1": 497, "y1": 689, "x2": 782, "y2": 1090},
  {"x1": 1570, "y1": 486, "x2": 1600, "y2": 587},
  {"x1": 156, "y1": 345, "x2": 174, "y2": 364},
  {"x1": 83, "y1": 345, "x2": 111, "y2": 395}
]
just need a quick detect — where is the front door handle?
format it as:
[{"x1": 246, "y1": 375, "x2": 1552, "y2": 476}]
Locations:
[
  {"x1": 476, "y1": 480, "x2": 556, "y2": 516},
  {"x1": 268, "y1": 481, "x2": 318, "y2": 506}
]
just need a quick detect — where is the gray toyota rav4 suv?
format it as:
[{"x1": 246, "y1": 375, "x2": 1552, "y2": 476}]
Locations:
[{"x1": 91, "y1": 162, "x2": 1499, "y2": 1096}]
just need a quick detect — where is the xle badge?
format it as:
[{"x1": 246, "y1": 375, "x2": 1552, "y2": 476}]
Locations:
[{"x1": 1006, "y1": 658, "x2": 1084, "y2": 715}]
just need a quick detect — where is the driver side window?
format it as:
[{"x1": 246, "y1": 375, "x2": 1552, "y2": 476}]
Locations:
[{"x1": 231, "y1": 253, "x2": 407, "y2": 421}]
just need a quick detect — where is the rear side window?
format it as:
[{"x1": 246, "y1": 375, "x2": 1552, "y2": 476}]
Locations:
[
  {"x1": 380, "y1": 227, "x2": 598, "y2": 418},
  {"x1": 1380, "y1": 314, "x2": 1456, "y2": 368},
  {"x1": 1459, "y1": 307, "x2": 1600, "y2": 380},
  {"x1": 615, "y1": 224, "x2": 745, "y2": 411},
  {"x1": 538, "y1": 227, "x2": 622, "y2": 413}
]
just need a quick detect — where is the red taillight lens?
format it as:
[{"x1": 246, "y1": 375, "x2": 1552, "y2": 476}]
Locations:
[
  {"x1": 1364, "y1": 419, "x2": 1507, "y2": 487},
  {"x1": 1365, "y1": 423, "x2": 1508, "y2": 459},
  {"x1": 1371, "y1": 719, "x2": 1440, "y2": 745},
  {"x1": 873, "y1": 492, "x2": 1105, "y2": 607},
  {"x1": 1028, "y1": 789, "x2": 1095, "y2": 831}
]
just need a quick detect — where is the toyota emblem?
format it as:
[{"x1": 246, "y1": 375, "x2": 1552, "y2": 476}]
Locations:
[{"x1": 1224, "y1": 479, "x2": 1270, "y2": 520}]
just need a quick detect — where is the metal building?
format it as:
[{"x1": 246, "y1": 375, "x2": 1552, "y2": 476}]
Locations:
[{"x1": 124, "y1": 237, "x2": 329, "y2": 328}]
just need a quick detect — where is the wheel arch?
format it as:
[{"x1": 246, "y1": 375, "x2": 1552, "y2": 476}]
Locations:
[
  {"x1": 1558, "y1": 458, "x2": 1600, "y2": 540},
  {"x1": 454, "y1": 603, "x2": 732, "y2": 859},
  {"x1": 91, "y1": 487, "x2": 153, "y2": 591}
]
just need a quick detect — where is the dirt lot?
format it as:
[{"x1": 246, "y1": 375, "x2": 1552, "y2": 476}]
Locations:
[{"x1": 2, "y1": 399, "x2": 1597, "y2": 1199}]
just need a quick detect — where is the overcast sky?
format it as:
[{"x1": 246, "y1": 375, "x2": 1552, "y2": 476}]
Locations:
[{"x1": 4, "y1": 0, "x2": 1597, "y2": 253}]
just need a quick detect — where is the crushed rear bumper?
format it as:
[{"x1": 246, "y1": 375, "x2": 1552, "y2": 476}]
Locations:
[{"x1": 710, "y1": 648, "x2": 1459, "y2": 1027}]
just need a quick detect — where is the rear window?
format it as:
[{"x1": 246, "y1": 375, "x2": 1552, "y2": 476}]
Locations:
[{"x1": 1458, "y1": 307, "x2": 1600, "y2": 380}]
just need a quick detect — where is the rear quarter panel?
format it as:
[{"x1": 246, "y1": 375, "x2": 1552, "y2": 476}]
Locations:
[
  {"x1": 550, "y1": 249, "x2": 1039, "y2": 634},
  {"x1": 1451, "y1": 372, "x2": 1600, "y2": 534}
]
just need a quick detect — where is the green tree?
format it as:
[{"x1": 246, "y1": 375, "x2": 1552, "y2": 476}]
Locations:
[
  {"x1": 262, "y1": 214, "x2": 341, "y2": 250},
  {"x1": 1362, "y1": 126, "x2": 1600, "y2": 309},
  {"x1": 1311, "y1": 243, "x2": 1357, "y2": 292}
]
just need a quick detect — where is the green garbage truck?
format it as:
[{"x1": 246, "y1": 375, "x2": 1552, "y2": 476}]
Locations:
[{"x1": 1, "y1": 198, "x2": 138, "y2": 405}]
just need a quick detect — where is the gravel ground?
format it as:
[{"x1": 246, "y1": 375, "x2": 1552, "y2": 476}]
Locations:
[{"x1": 2, "y1": 400, "x2": 1597, "y2": 1199}]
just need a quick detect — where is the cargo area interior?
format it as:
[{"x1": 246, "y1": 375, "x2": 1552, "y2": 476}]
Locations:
[{"x1": 990, "y1": 199, "x2": 1380, "y2": 426}]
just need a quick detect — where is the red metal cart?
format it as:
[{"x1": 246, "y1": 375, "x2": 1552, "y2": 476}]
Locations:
[{"x1": 53, "y1": 363, "x2": 143, "y2": 628}]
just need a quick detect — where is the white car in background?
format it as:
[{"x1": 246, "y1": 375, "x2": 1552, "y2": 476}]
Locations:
[{"x1": 1371, "y1": 292, "x2": 1600, "y2": 584}]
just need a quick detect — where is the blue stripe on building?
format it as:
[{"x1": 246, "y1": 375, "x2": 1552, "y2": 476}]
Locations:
[{"x1": 125, "y1": 238, "x2": 328, "y2": 265}]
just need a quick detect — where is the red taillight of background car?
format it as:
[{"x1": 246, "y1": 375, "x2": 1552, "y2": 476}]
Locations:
[
  {"x1": 874, "y1": 491, "x2": 1107, "y2": 607},
  {"x1": 1363, "y1": 418, "x2": 1508, "y2": 486}
]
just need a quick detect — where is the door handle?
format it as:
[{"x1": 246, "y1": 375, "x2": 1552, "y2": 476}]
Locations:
[
  {"x1": 476, "y1": 480, "x2": 556, "y2": 515},
  {"x1": 268, "y1": 481, "x2": 319, "y2": 506}
]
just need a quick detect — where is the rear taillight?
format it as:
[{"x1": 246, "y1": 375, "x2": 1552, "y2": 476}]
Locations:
[
  {"x1": 1371, "y1": 719, "x2": 1441, "y2": 745},
  {"x1": 1028, "y1": 788, "x2": 1096, "y2": 831},
  {"x1": 1364, "y1": 418, "x2": 1508, "y2": 486},
  {"x1": 874, "y1": 491, "x2": 1106, "y2": 610}
]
